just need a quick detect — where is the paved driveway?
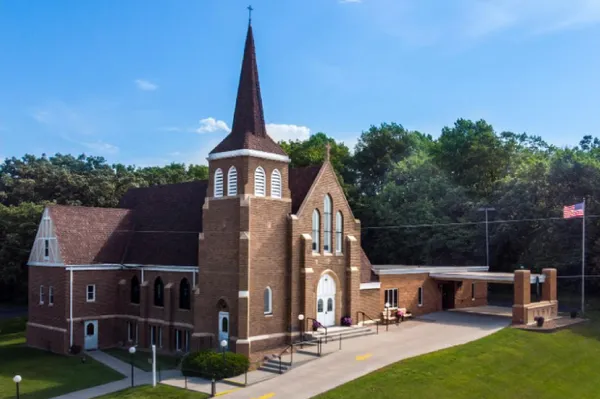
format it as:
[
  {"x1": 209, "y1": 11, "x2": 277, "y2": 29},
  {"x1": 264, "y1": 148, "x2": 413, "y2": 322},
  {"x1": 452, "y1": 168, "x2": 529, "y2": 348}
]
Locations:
[{"x1": 224, "y1": 312, "x2": 510, "y2": 399}]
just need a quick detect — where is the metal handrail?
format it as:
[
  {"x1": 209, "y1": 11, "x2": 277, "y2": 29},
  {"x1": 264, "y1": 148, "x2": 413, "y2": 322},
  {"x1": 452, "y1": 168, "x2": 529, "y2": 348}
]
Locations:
[
  {"x1": 276, "y1": 343, "x2": 294, "y2": 374},
  {"x1": 356, "y1": 311, "x2": 380, "y2": 334},
  {"x1": 306, "y1": 317, "x2": 328, "y2": 342}
]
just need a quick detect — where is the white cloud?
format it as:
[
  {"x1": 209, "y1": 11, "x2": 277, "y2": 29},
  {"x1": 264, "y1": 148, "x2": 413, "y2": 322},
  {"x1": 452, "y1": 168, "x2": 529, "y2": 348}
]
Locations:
[
  {"x1": 81, "y1": 141, "x2": 120, "y2": 154},
  {"x1": 134, "y1": 79, "x2": 158, "y2": 91},
  {"x1": 266, "y1": 123, "x2": 311, "y2": 142},
  {"x1": 195, "y1": 117, "x2": 231, "y2": 134}
]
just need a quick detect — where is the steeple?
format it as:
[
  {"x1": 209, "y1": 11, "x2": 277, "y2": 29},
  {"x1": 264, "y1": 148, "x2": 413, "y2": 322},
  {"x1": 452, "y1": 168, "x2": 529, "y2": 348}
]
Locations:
[{"x1": 209, "y1": 18, "x2": 287, "y2": 157}]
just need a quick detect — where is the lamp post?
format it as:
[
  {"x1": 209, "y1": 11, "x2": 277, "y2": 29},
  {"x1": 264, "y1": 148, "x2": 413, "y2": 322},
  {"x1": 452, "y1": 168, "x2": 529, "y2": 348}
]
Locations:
[
  {"x1": 13, "y1": 375, "x2": 22, "y2": 399},
  {"x1": 128, "y1": 346, "x2": 136, "y2": 387},
  {"x1": 298, "y1": 314, "x2": 305, "y2": 345},
  {"x1": 220, "y1": 339, "x2": 228, "y2": 364},
  {"x1": 384, "y1": 302, "x2": 390, "y2": 332},
  {"x1": 478, "y1": 207, "x2": 496, "y2": 268}
]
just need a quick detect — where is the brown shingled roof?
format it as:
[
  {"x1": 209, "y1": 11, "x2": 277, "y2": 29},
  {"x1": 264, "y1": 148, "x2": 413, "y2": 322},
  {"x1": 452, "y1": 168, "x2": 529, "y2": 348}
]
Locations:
[
  {"x1": 49, "y1": 205, "x2": 133, "y2": 265},
  {"x1": 209, "y1": 24, "x2": 287, "y2": 156},
  {"x1": 289, "y1": 165, "x2": 322, "y2": 214}
]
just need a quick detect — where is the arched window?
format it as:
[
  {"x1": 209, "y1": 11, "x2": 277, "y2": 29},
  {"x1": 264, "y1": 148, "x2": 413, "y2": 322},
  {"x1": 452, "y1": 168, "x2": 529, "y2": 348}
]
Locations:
[
  {"x1": 227, "y1": 166, "x2": 237, "y2": 196},
  {"x1": 131, "y1": 276, "x2": 140, "y2": 304},
  {"x1": 312, "y1": 209, "x2": 320, "y2": 252},
  {"x1": 264, "y1": 287, "x2": 272, "y2": 314},
  {"x1": 335, "y1": 211, "x2": 343, "y2": 253},
  {"x1": 154, "y1": 277, "x2": 164, "y2": 307},
  {"x1": 254, "y1": 166, "x2": 266, "y2": 196},
  {"x1": 179, "y1": 278, "x2": 190, "y2": 310},
  {"x1": 324, "y1": 195, "x2": 332, "y2": 253},
  {"x1": 214, "y1": 168, "x2": 223, "y2": 198},
  {"x1": 271, "y1": 169, "x2": 281, "y2": 198}
]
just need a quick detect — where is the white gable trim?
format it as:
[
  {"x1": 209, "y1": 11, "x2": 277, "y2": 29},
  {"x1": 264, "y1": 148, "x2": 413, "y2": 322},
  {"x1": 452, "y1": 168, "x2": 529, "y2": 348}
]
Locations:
[
  {"x1": 29, "y1": 262, "x2": 198, "y2": 273},
  {"x1": 29, "y1": 208, "x2": 63, "y2": 265},
  {"x1": 208, "y1": 149, "x2": 290, "y2": 163},
  {"x1": 360, "y1": 282, "x2": 381, "y2": 290}
]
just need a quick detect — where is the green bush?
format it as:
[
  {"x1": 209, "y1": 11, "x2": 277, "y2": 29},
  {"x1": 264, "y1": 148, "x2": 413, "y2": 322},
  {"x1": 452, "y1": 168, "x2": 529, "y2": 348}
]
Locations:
[{"x1": 181, "y1": 350, "x2": 250, "y2": 379}]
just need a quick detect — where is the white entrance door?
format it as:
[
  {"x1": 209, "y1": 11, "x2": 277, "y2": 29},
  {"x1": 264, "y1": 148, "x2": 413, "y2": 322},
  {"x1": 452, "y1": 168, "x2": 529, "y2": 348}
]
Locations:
[
  {"x1": 218, "y1": 311, "x2": 229, "y2": 350},
  {"x1": 317, "y1": 274, "x2": 336, "y2": 327},
  {"x1": 84, "y1": 320, "x2": 98, "y2": 350}
]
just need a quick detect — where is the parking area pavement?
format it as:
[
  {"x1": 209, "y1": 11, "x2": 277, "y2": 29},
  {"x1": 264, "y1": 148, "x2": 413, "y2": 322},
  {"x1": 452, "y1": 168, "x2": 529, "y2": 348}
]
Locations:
[{"x1": 222, "y1": 312, "x2": 510, "y2": 399}]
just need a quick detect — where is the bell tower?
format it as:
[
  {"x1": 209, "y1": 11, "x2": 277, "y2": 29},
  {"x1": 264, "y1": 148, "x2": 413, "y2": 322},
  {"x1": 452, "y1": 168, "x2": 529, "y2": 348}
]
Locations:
[{"x1": 195, "y1": 17, "x2": 292, "y2": 356}]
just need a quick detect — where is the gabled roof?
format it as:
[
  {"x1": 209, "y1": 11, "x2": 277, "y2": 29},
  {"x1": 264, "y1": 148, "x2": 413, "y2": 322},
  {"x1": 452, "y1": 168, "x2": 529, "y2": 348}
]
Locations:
[
  {"x1": 210, "y1": 24, "x2": 286, "y2": 157},
  {"x1": 48, "y1": 205, "x2": 134, "y2": 265},
  {"x1": 289, "y1": 165, "x2": 321, "y2": 214}
]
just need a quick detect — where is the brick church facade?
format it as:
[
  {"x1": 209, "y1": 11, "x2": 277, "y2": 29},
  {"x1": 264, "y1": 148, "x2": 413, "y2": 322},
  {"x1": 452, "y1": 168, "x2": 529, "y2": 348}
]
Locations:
[{"x1": 26, "y1": 23, "x2": 490, "y2": 358}]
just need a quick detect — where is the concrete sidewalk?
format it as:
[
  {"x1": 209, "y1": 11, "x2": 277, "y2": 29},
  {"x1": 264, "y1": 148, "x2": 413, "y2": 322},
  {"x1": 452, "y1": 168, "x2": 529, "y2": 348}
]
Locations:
[
  {"x1": 86, "y1": 350, "x2": 145, "y2": 376},
  {"x1": 221, "y1": 312, "x2": 509, "y2": 399}
]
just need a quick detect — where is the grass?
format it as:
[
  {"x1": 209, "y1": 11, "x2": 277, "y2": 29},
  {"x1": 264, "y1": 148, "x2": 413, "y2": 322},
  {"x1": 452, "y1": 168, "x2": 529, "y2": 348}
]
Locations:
[
  {"x1": 0, "y1": 317, "x2": 124, "y2": 399},
  {"x1": 95, "y1": 384, "x2": 209, "y2": 398},
  {"x1": 104, "y1": 348, "x2": 182, "y2": 372},
  {"x1": 317, "y1": 312, "x2": 600, "y2": 399}
]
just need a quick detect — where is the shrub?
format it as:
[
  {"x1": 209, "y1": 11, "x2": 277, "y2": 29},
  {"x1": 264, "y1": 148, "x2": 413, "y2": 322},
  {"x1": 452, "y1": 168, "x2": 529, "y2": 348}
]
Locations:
[
  {"x1": 535, "y1": 316, "x2": 545, "y2": 327},
  {"x1": 341, "y1": 316, "x2": 352, "y2": 326},
  {"x1": 182, "y1": 350, "x2": 249, "y2": 379},
  {"x1": 70, "y1": 345, "x2": 82, "y2": 355}
]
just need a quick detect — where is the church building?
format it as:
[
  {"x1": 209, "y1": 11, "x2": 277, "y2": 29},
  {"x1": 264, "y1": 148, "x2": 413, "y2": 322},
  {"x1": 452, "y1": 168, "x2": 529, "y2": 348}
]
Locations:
[{"x1": 26, "y1": 21, "x2": 490, "y2": 359}]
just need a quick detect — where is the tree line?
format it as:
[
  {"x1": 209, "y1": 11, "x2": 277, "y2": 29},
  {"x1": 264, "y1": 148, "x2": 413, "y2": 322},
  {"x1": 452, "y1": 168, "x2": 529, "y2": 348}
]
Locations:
[{"x1": 2, "y1": 119, "x2": 600, "y2": 304}]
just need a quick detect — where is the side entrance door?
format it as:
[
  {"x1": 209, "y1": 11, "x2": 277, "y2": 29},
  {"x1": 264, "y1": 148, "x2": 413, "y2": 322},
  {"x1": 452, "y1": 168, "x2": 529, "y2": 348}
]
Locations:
[
  {"x1": 84, "y1": 320, "x2": 98, "y2": 350},
  {"x1": 442, "y1": 283, "x2": 456, "y2": 310},
  {"x1": 218, "y1": 311, "x2": 229, "y2": 350},
  {"x1": 316, "y1": 274, "x2": 336, "y2": 327}
]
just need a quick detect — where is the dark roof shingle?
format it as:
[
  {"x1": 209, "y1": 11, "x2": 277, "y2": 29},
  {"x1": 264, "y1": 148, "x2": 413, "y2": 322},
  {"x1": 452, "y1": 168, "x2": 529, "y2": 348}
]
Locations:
[{"x1": 289, "y1": 165, "x2": 321, "y2": 214}]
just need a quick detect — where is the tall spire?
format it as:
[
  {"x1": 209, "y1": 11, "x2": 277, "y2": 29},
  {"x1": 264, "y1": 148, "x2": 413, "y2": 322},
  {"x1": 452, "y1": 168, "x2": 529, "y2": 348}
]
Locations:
[
  {"x1": 230, "y1": 22, "x2": 267, "y2": 139},
  {"x1": 209, "y1": 14, "x2": 287, "y2": 157}
]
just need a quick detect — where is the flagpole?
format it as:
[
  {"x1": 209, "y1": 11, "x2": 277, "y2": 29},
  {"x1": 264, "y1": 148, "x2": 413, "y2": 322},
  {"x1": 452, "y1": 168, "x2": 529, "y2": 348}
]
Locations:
[{"x1": 582, "y1": 198, "x2": 586, "y2": 315}]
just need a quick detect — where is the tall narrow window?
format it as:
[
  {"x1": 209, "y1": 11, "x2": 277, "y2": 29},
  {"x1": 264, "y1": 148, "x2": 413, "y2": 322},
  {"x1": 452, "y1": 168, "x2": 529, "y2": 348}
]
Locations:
[
  {"x1": 39, "y1": 285, "x2": 44, "y2": 304},
  {"x1": 154, "y1": 277, "x2": 164, "y2": 307},
  {"x1": 312, "y1": 210, "x2": 320, "y2": 252},
  {"x1": 335, "y1": 211, "x2": 343, "y2": 253},
  {"x1": 471, "y1": 283, "x2": 476, "y2": 301},
  {"x1": 179, "y1": 278, "x2": 191, "y2": 310},
  {"x1": 128, "y1": 322, "x2": 134, "y2": 342},
  {"x1": 324, "y1": 195, "x2": 332, "y2": 253},
  {"x1": 87, "y1": 285, "x2": 96, "y2": 302},
  {"x1": 44, "y1": 239, "x2": 50, "y2": 259},
  {"x1": 49, "y1": 286, "x2": 54, "y2": 305},
  {"x1": 264, "y1": 287, "x2": 273, "y2": 315},
  {"x1": 227, "y1": 166, "x2": 237, "y2": 196},
  {"x1": 418, "y1": 287, "x2": 423, "y2": 307},
  {"x1": 158, "y1": 326, "x2": 163, "y2": 348},
  {"x1": 150, "y1": 325, "x2": 156, "y2": 346},
  {"x1": 214, "y1": 168, "x2": 224, "y2": 197},
  {"x1": 271, "y1": 169, "x2": 281, "y2": 198},
  {"x1": 131, "y1": 276, "x2": 140, "y2": 304},
  {"x1": 254, "y1": 166, "x2": 266, "y2": 196}
]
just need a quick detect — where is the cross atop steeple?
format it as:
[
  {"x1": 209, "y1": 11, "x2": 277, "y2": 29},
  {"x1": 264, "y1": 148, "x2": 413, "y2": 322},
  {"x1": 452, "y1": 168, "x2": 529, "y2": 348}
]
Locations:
[{"x1": 247, "y1": 5, "x2": 253, "y2": 25}]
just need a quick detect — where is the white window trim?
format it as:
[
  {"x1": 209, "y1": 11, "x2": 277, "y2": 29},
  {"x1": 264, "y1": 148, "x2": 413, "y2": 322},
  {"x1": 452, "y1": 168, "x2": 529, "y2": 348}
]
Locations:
[
  {"x1": 39, "y1": 285, "x2": 44, "y2": 304},
  {"x1": 418, "y1": 286, "x2": 423, "y2": 307},
  {"x1": 227, "y1": 166, "x2": 238, "y2": 196},
  {"x1": 48, "y1": 286, "x2": 54, "y2": 306},
  {"x1": 335, "y1": 211, "x2": 343, "y2": 254},
  {"x1": 86, "y1": 284, "x2": 96, "y2": 302},
  {"x1": 384, "y1": 288, "x2": 398, "y2": 309},
  {"x1": 254, "y1": 166, "x2": 266, "y2": 197},
  {"x1": 312, "y1": 209, "x2": 320, "y2": 253},
  {"x1": 270, "y1": 169, "x2": 282, "y2": 198},
  {"x1": 264, "y1": 286, "x2": 273, "y2": 315},
  {"x1": 214, "y1": 168, "x2": 224, "y2": 198}
]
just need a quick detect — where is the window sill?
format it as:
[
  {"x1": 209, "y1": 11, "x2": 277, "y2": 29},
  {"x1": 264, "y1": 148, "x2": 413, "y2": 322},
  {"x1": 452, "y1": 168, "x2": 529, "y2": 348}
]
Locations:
[
  {"x1": 323, "y1": 252, "x2": 333, "y2": 257},
  {"x1": 418, "y1": 304, "x2": 423, "y2": 308},
  {"x1": 312, "y1": 252, "x2": 321, "y2": 256},
  {"x1": 335, "y1": 252, "x2": 344, "y2": 256},
  {"x1": 130, "y1": 303, "x2": 140, "y2": 306},
  {"x1": 154, "y1": 305, "x2": 164, "y2": 309},
  {"x1": 49, "y1": 304, "x2": 54, "y2": 307},
  {"x1": 86, "y1": 300, "x2": 95, "y2": 303},
  {"x1": 178, "y1": 308, "x2": 191, "y2": 312},
  {"x1": 39, "y1": 302, "x2": 44, "y2": 305},
  {"x1": 264, "y1": 313, "x2": 273, "y2": 317}
]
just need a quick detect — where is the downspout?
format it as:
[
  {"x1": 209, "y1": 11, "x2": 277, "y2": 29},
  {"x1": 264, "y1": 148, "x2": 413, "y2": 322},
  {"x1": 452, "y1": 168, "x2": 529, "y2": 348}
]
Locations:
[
  {"x1": 69, "y1": 268, "x2": 73, "y2": 348},
  {"x1": 141, "y1": 268, "x2": 145, "y2": 283},
  {"x1": 193, "y1": 270, "x2": 196, "y2": 288}
]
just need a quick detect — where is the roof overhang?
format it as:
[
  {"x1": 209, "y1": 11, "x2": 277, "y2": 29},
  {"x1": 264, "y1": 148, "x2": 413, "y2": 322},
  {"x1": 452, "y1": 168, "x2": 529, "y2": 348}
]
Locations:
[
  {"x1": 207, "y1": 149, "x2": 290, "y2": 163},
  {"x1": 430, "y1": 271, "x2": 546, "y2": 284},
  {"x1": 374, "y1": 265, "x2": 489, "y2": 276}
]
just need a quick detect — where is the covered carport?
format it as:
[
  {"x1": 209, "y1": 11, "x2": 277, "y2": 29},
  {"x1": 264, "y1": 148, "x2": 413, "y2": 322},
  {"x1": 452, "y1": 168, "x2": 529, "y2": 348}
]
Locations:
[{"x1": 430, "y1": 269, "x2": 558, "y2": 324}]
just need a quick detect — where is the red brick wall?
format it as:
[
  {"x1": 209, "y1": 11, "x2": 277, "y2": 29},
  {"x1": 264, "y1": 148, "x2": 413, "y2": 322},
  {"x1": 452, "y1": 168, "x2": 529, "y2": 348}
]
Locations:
[
  {"x1": 359, "y1": 288, "x2": 380, "y2": 321},
  {"x1": 379, "y1": 274, "x2": 443, "y2": 316},
  {"x1": 454, "y1": 280, "x2": 488, "y2": 308}
]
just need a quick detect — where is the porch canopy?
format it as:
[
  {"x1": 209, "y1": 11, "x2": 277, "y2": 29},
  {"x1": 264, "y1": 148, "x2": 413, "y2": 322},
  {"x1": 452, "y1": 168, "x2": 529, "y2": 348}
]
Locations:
[{"x1": 430, "y1": 270, "x2": 546, "y2": 285}]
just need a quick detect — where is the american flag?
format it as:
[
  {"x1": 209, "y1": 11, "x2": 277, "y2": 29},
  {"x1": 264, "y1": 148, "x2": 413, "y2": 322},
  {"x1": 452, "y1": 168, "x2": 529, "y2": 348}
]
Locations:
[{"x1": 563, "y1": 202, "x2": 585, "y2": 219}]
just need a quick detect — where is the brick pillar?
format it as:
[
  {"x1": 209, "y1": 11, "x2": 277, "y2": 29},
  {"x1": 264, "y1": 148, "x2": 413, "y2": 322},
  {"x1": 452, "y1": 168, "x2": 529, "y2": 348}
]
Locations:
[
  {"x1": 164, "y1": 284, "x2": 173, "y2": 351},
  {"x1": 236, "y1": 196, "x2": 251, "y2": 357},
  {"x1": 140, "y1": 281, "x2": 149, "y2": 347},
  {"x1": 512, "y1": 270, "x2": 530, "y2": 324},
  {"x1": 301, "y1": 234, "x2": 315, "y2": 325},
  {"x1": 541, "y1": 268, "x2": 557, "y2": 302},
  {"x1": 345, "y1": 235, "x2": 361, "y2": 324}
]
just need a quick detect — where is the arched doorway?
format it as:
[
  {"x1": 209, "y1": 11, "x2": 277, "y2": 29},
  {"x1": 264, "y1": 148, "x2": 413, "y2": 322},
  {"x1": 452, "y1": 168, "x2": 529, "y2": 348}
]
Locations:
[{"x1": 317, "y1": 274, "x2": 336, "y2": 327}]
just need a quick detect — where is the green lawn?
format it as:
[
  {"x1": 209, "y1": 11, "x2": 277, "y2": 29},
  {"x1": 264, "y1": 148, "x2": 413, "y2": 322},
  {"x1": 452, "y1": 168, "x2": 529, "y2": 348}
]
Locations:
[
  {"x1": 104, "y1": 348, "x2": 182, "y2": 372},
  {"x1": 317, "y1": 313, "x2": 600, "y2": 399},
  {"x1": 0, "y1": 317, "x2": 124, "y2": 399},
  {"x1": 96, "y1": 384, "x2": 209, "y2": 398}
]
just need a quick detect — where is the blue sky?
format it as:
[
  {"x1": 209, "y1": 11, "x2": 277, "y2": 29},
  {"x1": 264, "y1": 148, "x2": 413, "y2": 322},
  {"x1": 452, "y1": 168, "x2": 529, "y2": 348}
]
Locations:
[{"x1": 1, "y1": 0, "x2": 600, "y2": 166}]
